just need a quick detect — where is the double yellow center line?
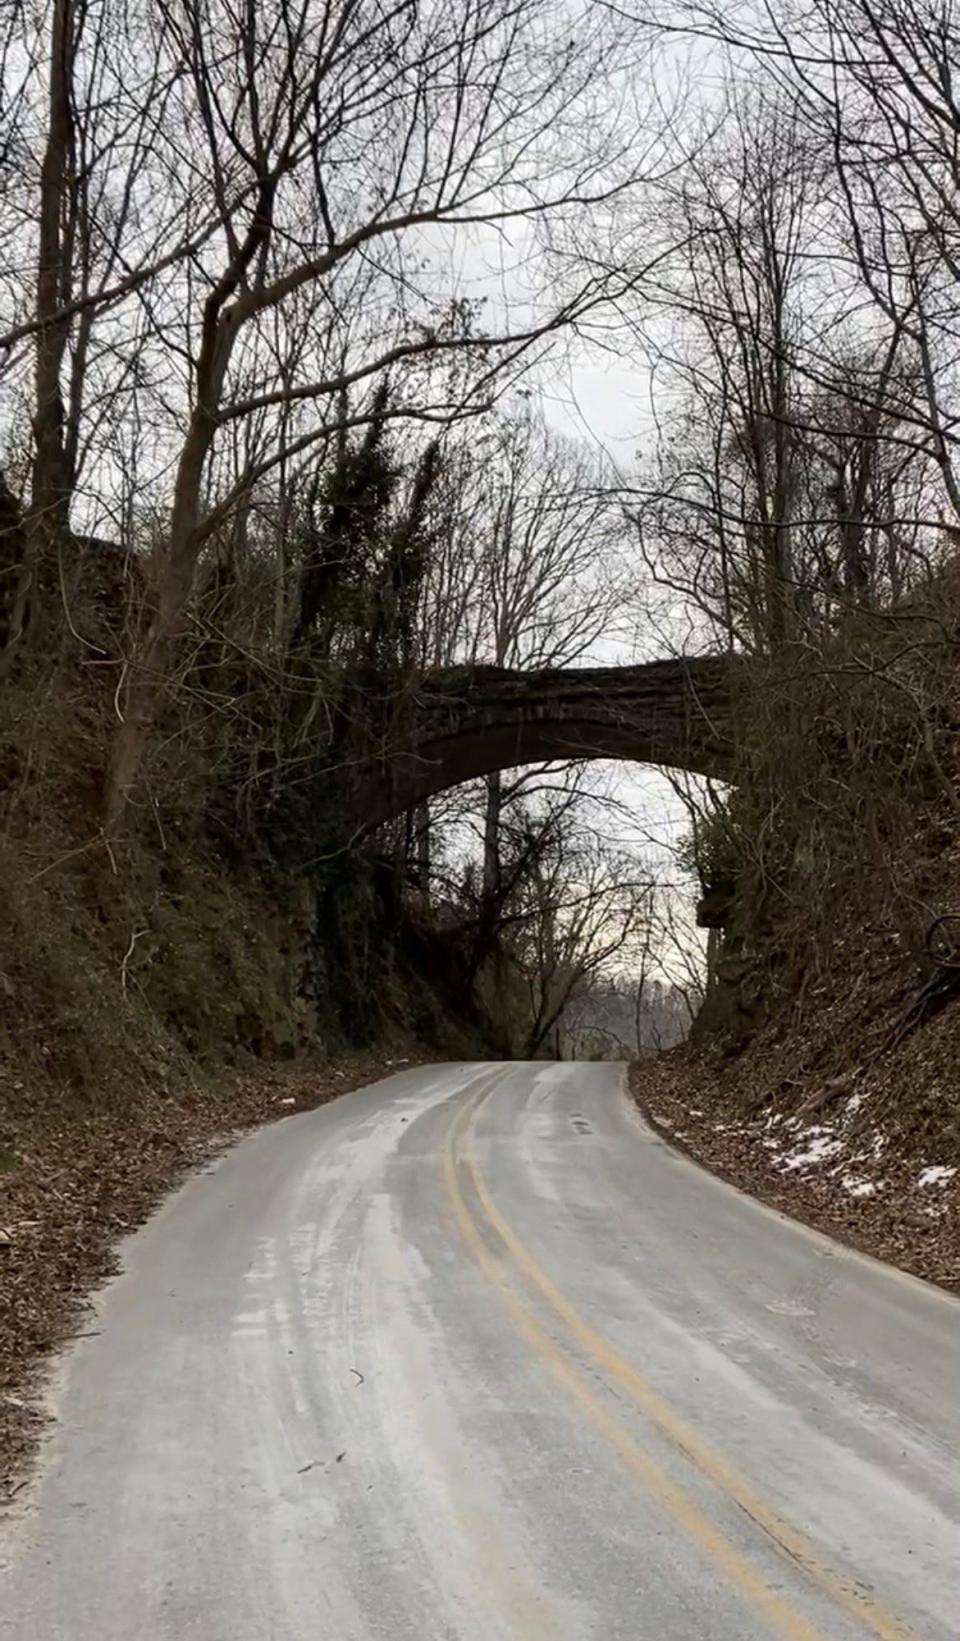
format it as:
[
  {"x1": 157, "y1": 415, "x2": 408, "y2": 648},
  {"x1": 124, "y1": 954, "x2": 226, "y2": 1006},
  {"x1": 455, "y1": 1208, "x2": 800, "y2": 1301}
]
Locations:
[{"x1": 442, "y1": 1074, "x2": 919, "y2": 1641}]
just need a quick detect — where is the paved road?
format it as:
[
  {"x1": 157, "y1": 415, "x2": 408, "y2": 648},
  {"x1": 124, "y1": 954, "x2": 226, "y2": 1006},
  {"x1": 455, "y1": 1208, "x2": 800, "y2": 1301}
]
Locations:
[{"x1": 2, "y1": 1062, "x2": 956, "y2": 1639}]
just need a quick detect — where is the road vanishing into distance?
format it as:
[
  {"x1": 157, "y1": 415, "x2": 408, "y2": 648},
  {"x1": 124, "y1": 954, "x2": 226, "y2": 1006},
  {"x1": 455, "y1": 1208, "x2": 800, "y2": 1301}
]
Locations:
[{"x1": 2, "y1": 1062, "x2": 957, "y2": 1640}]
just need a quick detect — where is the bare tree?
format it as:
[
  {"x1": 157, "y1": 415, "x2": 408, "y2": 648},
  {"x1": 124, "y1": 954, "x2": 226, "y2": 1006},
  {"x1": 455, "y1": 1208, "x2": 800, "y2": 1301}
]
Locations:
[
  {"x1": 632, "y1": 0, "x2": 960, "y2": 553},
  {"x1": 591, "y1": 63, "x2": 949, "y2": 674},
  {"x1": 503, "y1": 816, "x2": 653, "y2": 1058},
  {"x1": 0, "y1": 1, "x2": 191, "y2": 657},
  {"x1": 1, "y1": 0, "x2": 659, "y2": 825},
  {"x1": 419, "y1": 403, "x2": 632, "y2": 904}
]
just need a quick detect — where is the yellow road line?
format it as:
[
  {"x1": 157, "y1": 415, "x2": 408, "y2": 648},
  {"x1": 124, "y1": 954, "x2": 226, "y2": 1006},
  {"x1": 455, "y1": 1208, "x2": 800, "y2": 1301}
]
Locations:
[
  {"x1": 443, "y1": 1090, "x2": 832, "y2": 1641},
  {"x1": 450, "y1": 1079, "x2": 920, "y2": 1641}
]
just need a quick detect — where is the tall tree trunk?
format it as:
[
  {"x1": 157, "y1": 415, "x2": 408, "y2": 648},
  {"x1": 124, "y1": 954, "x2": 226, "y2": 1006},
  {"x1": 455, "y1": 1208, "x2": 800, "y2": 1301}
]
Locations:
[
  {"x1": 2, "y1": 0, "x2": 76, "y2": 671},
  {"x1": 105, "y1": 162, "x2": 268, "y2": 824},
  {"x1": 106, "y1": 413, "x2": 215, "y2": 826},
  {"x1": 482, "y1": 770, "x2": 501, "y2": 897},
  {"x1": 705, "y1": 926, "x2": 721, "y2": 997},
  {"x1": 413, "y1": 800, "x2": 431, "y2": 895}
]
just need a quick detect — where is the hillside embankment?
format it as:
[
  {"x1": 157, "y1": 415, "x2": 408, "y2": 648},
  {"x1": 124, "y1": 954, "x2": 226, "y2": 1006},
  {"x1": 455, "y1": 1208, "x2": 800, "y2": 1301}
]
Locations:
[{"x1": 635, "y1": 596, "x2": 960, "y2": 1290}]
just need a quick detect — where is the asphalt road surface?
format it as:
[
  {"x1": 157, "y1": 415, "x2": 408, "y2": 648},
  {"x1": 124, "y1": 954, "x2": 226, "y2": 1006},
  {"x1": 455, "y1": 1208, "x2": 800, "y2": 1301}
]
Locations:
[{"x1": 2, "y1": 1062, "x2": 956, "y2": 1640}]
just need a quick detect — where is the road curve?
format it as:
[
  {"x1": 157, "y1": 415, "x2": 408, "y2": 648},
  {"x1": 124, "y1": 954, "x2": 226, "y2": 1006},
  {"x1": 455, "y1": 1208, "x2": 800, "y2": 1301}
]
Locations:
[{"x1": 2, "y1": 1062, "x2": 956, "y2": 1640}]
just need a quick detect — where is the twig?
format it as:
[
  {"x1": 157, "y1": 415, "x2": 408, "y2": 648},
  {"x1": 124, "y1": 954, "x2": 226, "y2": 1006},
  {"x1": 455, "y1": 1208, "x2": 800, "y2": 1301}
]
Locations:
[
  {"x1": 120, "y1": 929, "x2": 148, "y2": 996},
  {"x1": 113, "y1": 660, "x2": 127, "y2": 724}
]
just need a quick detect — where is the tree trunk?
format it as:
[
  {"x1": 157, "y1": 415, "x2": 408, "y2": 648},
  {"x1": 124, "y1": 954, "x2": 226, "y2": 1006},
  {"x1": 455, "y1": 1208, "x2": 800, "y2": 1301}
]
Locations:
[
  {"x1": 106, "y1": 415, "x2": 215, "y2": 826},
  {"x1": 2, "y1": 0, "x2": 76, "y2": 670},
  {"x1": 483, "y1": 770, "x2": 501, "y2": 897},
  {"x1": 413, "y1": 801, "x2": 431, "y2": 895}
]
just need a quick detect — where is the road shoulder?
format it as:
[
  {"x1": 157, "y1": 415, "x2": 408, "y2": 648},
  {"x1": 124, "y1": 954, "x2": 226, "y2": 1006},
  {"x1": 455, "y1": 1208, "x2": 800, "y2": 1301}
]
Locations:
[{"x1": 630, "y1": 1055, "x2": 959, "y2": 1294}]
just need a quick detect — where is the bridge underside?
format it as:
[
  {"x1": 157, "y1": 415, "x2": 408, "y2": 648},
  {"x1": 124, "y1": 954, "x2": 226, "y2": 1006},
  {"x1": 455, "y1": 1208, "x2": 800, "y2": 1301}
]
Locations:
[{"x1": 357, "y1": 655, "x2": 734, "y2": 827}]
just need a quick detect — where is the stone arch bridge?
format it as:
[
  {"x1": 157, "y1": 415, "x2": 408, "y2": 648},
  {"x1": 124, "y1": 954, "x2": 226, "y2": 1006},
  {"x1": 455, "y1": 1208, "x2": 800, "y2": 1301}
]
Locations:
[{"x1": 358, "y1": 654, "x2": 734, "y2": 827}]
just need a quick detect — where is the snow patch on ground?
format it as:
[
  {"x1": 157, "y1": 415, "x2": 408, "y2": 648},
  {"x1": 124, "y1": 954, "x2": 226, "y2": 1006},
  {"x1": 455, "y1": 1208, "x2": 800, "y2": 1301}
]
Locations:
[
  {"x1": 663, "y1": 1095, "x2": 899, "y2": 1204},
  {"x1": 780, "y1": 1127, "x2": 844, "y2": 1171},
  {"x1": 767, "y1": 1113, "x2": 891, "y2": 1193},
  {"x1": 841, "y1": 1176, "x2": 878, "y2": 1198},
  {"x1": 917, "y1": 1165, "x2": 956, "y2": 1189}
]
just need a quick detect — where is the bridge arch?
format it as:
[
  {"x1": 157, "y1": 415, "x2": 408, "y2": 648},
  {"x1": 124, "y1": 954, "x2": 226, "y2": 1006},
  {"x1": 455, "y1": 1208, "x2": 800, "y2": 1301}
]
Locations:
[{"x1": 359, "y1": 655, "x2": 734, "y2": 826}]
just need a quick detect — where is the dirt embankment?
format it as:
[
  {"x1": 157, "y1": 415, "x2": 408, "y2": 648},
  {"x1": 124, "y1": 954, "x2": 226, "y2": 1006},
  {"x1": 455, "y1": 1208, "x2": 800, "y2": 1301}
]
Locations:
[
  {"x1": 631, "y1": 1031, "x2": 959, "y2": 1293},
  {"x1": 0, "y1": 1050, "x2": 427, "y2": 1493},
  {"x1": 665, "y1": 588, "x2": 960, "y2": 1288}
]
